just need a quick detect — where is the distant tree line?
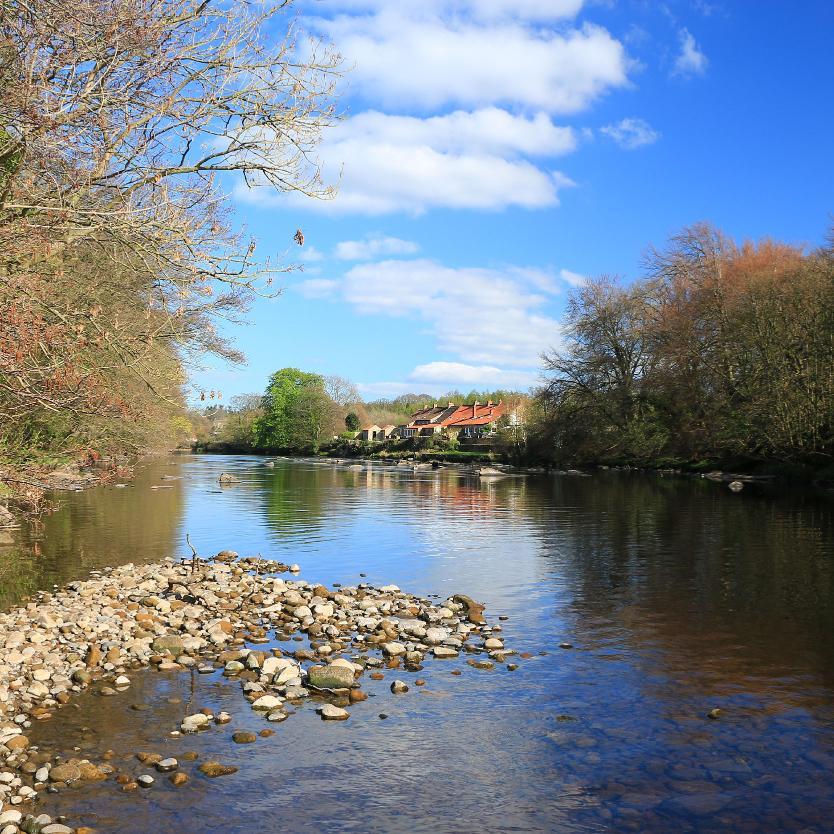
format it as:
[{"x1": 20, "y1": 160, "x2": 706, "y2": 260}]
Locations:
[
  {"x1": 530, "y1": 223, "x2": 834, "y2": 470},
  {"x1": 196, "y1": 372, "x2": 529, "y2": 454}
]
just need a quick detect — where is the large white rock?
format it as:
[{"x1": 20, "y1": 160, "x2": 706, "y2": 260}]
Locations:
[{"x1": 252, "y1": 695, "x2": 283, "y2": 711}]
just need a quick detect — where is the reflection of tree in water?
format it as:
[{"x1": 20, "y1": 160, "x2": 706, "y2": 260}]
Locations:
[
  {"x1": 256, "y1": 463, "x2": 339, "y2": 536},
  {"x1": 0, "y1": 545, "x2": 41, "y2": 608},
  {"x1": 526, "y1": 472, "x2": 834, "y2": 684},
  {"x1": 8, "y1": 460, "x2": 184, "y2": 607}
]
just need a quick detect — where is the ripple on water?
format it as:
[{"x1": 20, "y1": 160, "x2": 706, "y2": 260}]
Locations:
[{"x1": 6, "y1": 456, "x2": 834, "y2": 832}]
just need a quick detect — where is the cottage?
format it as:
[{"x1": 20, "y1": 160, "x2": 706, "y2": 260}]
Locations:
[
  {"x1": 359, "y1": 424, "x2": 383, "y2": 441},
  {"x1": 395, "y1": 400, "x2": 517, "y2": 440}
]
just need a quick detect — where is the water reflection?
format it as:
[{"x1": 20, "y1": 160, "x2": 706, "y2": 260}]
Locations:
[{"x1": 4, "y1": 456, "x2": 834, "y2": 832}]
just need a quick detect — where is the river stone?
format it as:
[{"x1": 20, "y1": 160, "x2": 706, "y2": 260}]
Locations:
[
  {"x1": 250, "y1": 695, "x2": 281, "y2": 712},
  {"x1": 451, "y1": 594, "x2": 486, "y2": 624},
  {"x1": 424, "y1": 627, "x2": 448, "y2": 645},
  {"x1": 261, "y1": 657, "x2": 291, "y2": 676},
  {"x1": 483, "y1": 638, "x2": 503, "y2": 650},
  {"x1": 382, "y1": 642, "x2": 406, "y2": 657},
  {"x1": 0, "y1": 811, "x2": 22, "y2": 825},
  {"x1": 390, "y1": 680, "x2": 409, "y2": 694},
  {"x1": 49, "y1": 764, "x2": 81, "y2": 783},
  {"x1": 138, "y1": 775, "x2": 154, "y2": 787},
  {"x1": 199, "y1": 761, "x2": 238, "y2": 778},
  {"x1": 5, "y1": 734, "x2": 28, "y2": 751},
  {"x1": 307, "y1": 664, "x2": 355, "y2": 689},
  {"x1": 170, "y1": 772, "x2": 188, "y2": 787},
  {"x1": 215, "y1": 550, "x2": 239, "y2": 562},
  {"x1": 78, "y1": 762, "x2": 107, "y2": 781},
  {"x1": 155, "y1": 758, "x2": 178, "y2": 772},
  {"x1": 432, "y1": 646, "x2": 459, "y2": 659},
  {"x1": 42, "y1": 826, "x2": 73, "y2": 834},
  {"x1": 232, "y1": 731, "x2": 257, "y2": 744},
  {"x1": 151, "y1": 635, "x2": 184, "y2": 655},
  {"x1": 317, "y1": 704, "x2": 349, "y2": 721}
]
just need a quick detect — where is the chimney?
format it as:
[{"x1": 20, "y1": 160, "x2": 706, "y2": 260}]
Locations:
[
  {"x1": 448, "y1": 401, "x2": 454, "y2": 408},
  {"x1": 473, "y1": 401, "x2": 479, "y2": 418}
]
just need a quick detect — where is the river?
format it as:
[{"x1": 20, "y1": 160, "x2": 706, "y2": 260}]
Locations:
[{"x1": 2, "y1": 455, "x2": 834, "y2": 832}]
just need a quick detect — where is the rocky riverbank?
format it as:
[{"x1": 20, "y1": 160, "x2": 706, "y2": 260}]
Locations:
[{"x1": 0, "y1": 553, "x2": 509, "y2": 833}]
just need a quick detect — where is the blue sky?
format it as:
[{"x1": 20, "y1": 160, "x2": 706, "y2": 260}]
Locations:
[{"x1": 195, "y1": 0, "x2": 834, "y2": 402}]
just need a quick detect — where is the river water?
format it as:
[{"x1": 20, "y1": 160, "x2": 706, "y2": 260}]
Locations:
[{"x1": 2, "y1": 455, "x2": 834, "y2": 833}]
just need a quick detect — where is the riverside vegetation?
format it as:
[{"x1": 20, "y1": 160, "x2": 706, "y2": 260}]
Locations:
[
  {"x1": 0, "y1": 0, "x2": 340, "y2": 501},
  {"x1": 196, "y1": 225, "x2": 834, "y2": 479}
]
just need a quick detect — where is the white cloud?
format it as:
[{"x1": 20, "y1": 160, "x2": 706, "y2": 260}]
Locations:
[
  {"x1": 298, "y1": 245, "x2": 325, "y2": 262},
  {"x1": 559, "y1": 268, "x2": 587, "y2": 287},
  {"x1": 332, "y1": 109, "x2": 577, "y2": 158},
  {"x1": 410, "y1": 362, "x2": 538, "y2": 388},
  {"x1": 313, "y1": 14, "x2": 629, "y2": 114},
  {"x1": 324, "y1": 0, "x2": 585, "y2": 23},
  {"x1": 237, "y1": 108, "x2": 578, "y2": 215},
  {"x1": 293, "y1": 278, "x2": 339, "y2": 299},
  {"x1": 601, "y1": 117, "x2": 660, "y2": 149},
  {"x1": 673, "y1": 28, "x2": 708, "y2": 77},
  {"x1": 335, "y1": 235, "x2": 420, "y2": 260},
  {"x1": 339, "y1": 258, "x2": 563, "y2": 366}
]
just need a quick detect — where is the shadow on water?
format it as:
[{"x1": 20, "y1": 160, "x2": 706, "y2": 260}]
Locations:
[{"x1": 4, "y1": 456, "x2": 834, "y2": 832}]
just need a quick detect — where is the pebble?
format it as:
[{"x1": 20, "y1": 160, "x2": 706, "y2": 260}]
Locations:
[
  {"x1": 48, "y1": 764, "x2": 80, "y2": 783},
  {"x1": 317, "y1": 704, "x2": 350, "y2": 721},
  {"x1": 199, "y1": 762, "x2": 238, "y2": 778},
  {"x1": 155, "y1": 758, "x2": 178, "y2": 772},
  {"x1": 0, "y1": 554, "x2": 505, "y2": 828}
]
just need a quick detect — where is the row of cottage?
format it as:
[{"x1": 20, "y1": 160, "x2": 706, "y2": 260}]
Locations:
[{"x1": 358, "y1": 400, "x2": 519, "y2": 442}]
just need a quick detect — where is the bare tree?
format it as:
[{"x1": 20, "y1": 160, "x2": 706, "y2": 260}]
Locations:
[{"x1": 0, "y1": 0, "x2": 342, "y2": 447}]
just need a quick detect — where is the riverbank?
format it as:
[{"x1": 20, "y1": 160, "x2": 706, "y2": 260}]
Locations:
[
  {"x1": 0, "y1": 456, "x2": 141, "y2": 529},
  {"x1": 0, "y1": 551, "x2": 504, "y2": 833}
]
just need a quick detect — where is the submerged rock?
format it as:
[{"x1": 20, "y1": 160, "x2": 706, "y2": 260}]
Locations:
[{"x1": 199, "y1": 762, "x2": 239, "y2": 778}]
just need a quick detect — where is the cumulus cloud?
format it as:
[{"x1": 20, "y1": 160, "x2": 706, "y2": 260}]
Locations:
[
  {"x1": 559, "y1": 268, "x2": 588, "y2": 287},
  {"x1": 410, "y1": 362, "x2": 539, "y2": 388},
  {"x1": 673, "y1": 28, "x2": 708, "y2": 77},
  {"x1": 236, "y1": 108, "x2": 578, "y2": 215},
  {"x1": 312, "y1": 14, "x2": 629, "y2": 114},
  {"x1": 298, "y1": 245, "x2": 325, "y2": 262},
  {"x1": 601, "y1": 117, "x2": 660, "y2": 149},
  {"x1": 335, "y1": 235, "x2": 420, "y2": 260},
  {"x1": 339, "y1": 259, "x2": 563, "y2": 366},
  {"x1": 324, "y1": 0, "x2": 585, "y2": 23},
  {"x1": 332, "y1": 109, "x2": 577, "y2": 157}
]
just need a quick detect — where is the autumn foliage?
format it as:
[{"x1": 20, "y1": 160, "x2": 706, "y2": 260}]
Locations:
[
  {"x1": 535, "y1": 224, "x2": 834, "y2": 468},
  {"x1": 0, "y1": 0, "x2": 339, "y2": 460}
]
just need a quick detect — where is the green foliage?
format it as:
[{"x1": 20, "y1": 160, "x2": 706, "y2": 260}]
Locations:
[
  {"x1": 253, "y1": 368, "x2": 340, "y2": 452},
  {"x1": 345, "y1": 412, "x2": 360, "y2": 432}
]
